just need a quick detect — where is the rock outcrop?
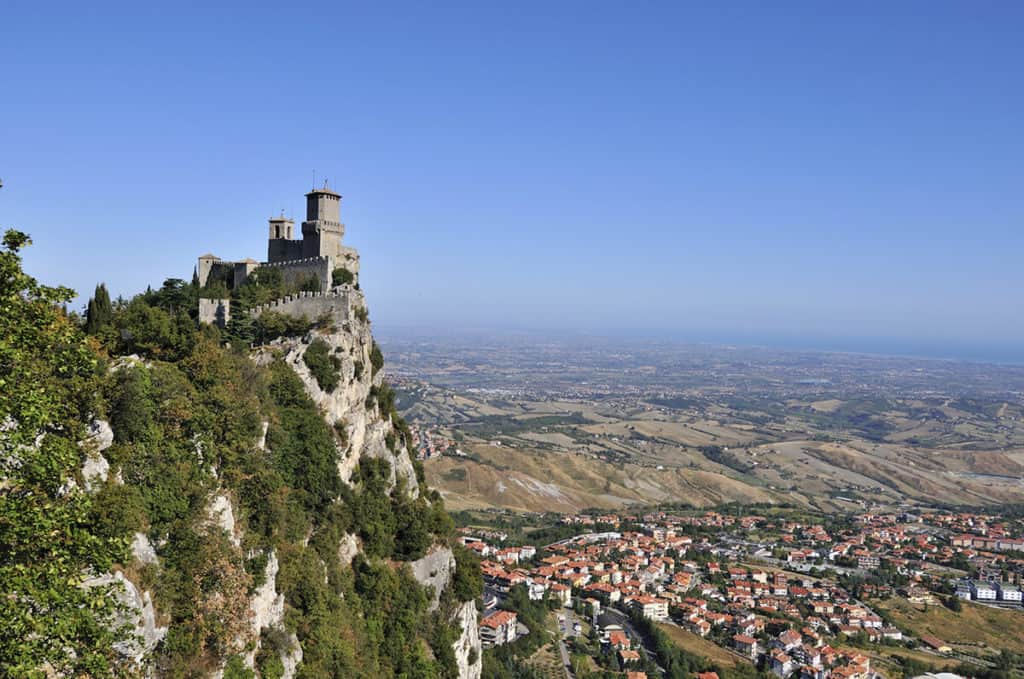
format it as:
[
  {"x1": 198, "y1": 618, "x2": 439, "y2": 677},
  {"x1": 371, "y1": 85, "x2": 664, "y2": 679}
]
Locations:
[
  {"x1": 452, "y1": 600, "x2": 482, "y2": 679},
  {"x1": 82, "y1": 280, "x2": 480, "y2": 676},
  {"x1": 408, "y1": 544, "x2": 481, "y2": 678},
  {"x1": 410, "y1": 546, "x2": 455, "y2": 612},
  {"x1": 253, "y1": 311, "x2": 419, "y2": 499},
  {"x1": 245, "y1": 551, "x2": 302, "y2": 678},
  {"x1": 81, "y1": 571, "x2": 166, "y2": 667},
  {"x1": 81, "y1": 419, "x2": 113, "y2": 491}
]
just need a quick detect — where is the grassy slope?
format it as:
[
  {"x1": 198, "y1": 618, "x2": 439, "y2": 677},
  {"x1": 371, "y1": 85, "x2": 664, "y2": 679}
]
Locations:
[
  {"x1": 656, "y1": 623, "x2": 742, "y2": 667},
  {"x1": 872, "y1": 597, "x2": 1024, "y2": 655}
]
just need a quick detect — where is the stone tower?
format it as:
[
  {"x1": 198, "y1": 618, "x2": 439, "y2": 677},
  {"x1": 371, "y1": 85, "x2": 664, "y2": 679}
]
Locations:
[
  {"x1": 301, "y1": 183, "x2": 345, "y2": 258},
  {"x1": 267, "y1": 214, "x2": 302, "y2": 262}
]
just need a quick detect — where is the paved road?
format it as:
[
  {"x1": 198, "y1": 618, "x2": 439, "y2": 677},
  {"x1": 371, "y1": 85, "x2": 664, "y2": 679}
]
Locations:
[{"x1": 555, "y1": 612, "x2": 575, "y2": 679}]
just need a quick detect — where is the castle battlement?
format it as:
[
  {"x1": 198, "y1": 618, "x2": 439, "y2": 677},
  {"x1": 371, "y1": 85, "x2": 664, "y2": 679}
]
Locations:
[
  {"x1": 196, "y1": 184, "x2": 362, "y2": 328},
  {"x1": 258, "y1": 256, "x2": 331, "y2": 268},
  {"x1": 250, "y1": 285, "x2": 358, "y2": 314},
  {"x1": 249, "y1": 286, "x2": 363, "y2": 328}
]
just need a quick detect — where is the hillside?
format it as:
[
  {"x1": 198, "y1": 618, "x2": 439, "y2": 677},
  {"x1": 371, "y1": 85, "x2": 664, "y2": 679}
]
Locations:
[
  {"x1": 0, "y1": 230, "x2": 482, "y2": 678},
  {"x1": 398, "y1": 381, "x2": 1024, "y2": 513}
]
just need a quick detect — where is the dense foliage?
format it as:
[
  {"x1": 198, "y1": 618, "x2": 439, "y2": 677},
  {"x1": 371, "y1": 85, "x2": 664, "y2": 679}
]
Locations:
[
  {"x1": 0, "y1": 231, "x2": 127, "y2": 677},
  {"x1": 85, "y1": 282, "x2": 114, "y2": 335},
  {"x1": 303, "y1": 338, "x2": 342, "y2": 392},
  {"x1": 332, "y1": 267, "x2": 354, "y2": 287}
]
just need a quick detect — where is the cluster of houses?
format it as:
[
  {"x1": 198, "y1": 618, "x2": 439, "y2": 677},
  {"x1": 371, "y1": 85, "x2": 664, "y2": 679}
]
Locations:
[
  {"x1": 466, "y1": 507, "x2": 1024, "y2": 674},
  {"x1": 466, "y1": 524, "x2": 883, "y2": 679},
  {"x1": 408, "y1": 424, "x2": 455, "y2": 459}
]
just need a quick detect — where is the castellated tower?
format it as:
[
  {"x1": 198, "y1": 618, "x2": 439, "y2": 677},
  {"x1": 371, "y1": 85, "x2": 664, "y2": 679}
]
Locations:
[
  {"x1": 197, "y1": 181, "x2": 362, "y2": 328},
  {"x1": 301, "y1": 184, "x2": 345, "y2": 258}
]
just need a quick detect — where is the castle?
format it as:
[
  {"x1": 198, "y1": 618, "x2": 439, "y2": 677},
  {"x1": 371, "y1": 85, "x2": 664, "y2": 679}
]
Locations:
[{"x1": 197, "y1": 182, "x2": 362, "y2": 327}]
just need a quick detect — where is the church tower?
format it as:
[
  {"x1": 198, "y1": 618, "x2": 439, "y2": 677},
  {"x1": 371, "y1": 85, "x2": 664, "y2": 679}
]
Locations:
[{"x1": 301, "y1": 182, "x2": 345, "y2": 258}]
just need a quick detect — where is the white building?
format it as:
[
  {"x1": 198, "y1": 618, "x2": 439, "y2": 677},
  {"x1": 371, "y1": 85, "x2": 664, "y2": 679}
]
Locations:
[
  {"x1": 628, "y1": 595, "x2": 669, "y2": 621},
  {"x1": 480, "y1": 610, "x2": 518, "y2": 647},
  {"x1": 996, "y1": 582, "x2": 1022, "y2": 603},
  {"x1": 971, "y1": 580, "x2": 996, "y2": 601}
]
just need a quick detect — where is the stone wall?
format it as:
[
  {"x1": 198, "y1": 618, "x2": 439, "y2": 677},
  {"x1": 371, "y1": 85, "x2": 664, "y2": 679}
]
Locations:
[
  {"x1": 232, "y1": 260, "x2": 259, "y2": 288},
  {"x1": 198, "y1": 259, "x2": 236, "y2": 288},
  {"x1": 267, "y1": 238, "x2": 304, "y2": 263},
  {"x1": 199, "y1": 297, "x2": 231, "y2": 327},
  {"x1": 258, "y1": 256, "x2": 332, "y2": 291},
  {"x1": 250, "y1": 287, "x2": 361, "y2": 327}
]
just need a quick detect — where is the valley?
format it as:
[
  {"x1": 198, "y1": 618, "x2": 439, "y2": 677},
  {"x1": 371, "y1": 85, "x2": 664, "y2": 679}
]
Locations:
[{"x1": 383, "y1": 335, "x2": 1024, "y2": 513}]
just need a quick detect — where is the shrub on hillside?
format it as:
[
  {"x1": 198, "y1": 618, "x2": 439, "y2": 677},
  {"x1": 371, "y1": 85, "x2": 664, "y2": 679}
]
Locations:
[
  {"x1": 332, "y1": 267, "x2": 354, "y2": 286},
  {"x1": 303, "y1": 338, "x2": 341, "y2": 392},
  {"x1": 370, "y1": 341, "x2": 385, "y2": 376}
]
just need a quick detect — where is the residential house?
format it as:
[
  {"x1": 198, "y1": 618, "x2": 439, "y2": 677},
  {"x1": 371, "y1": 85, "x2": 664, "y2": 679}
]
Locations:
[{"x1": 480, "y1": 610, "x2": 518, "y2": 647}]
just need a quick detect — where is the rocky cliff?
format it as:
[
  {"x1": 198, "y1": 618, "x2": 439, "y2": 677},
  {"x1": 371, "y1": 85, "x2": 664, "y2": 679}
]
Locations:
[{"x1": 76, "y1": 290, "x2": 481, "y2": 678}]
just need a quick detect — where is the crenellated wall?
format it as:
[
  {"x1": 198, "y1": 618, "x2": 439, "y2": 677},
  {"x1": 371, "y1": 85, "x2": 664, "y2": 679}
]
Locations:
[
  {"x1": 250, "y1": 286, "x2": 363, "y2": 327},
  {"x1": 257, "y1": 256, "x2": 332, "y2": 292}
]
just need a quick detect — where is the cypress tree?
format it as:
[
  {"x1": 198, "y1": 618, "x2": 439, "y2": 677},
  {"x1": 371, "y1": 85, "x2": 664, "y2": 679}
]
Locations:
[{"x1": 84, "y1": 283, "x2": 112, "y2": 335}]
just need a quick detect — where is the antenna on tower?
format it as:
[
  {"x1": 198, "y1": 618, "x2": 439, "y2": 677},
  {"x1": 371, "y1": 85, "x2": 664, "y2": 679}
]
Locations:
[{"x1": 312, "y1": 169, "x2": 317, "y2": 190}]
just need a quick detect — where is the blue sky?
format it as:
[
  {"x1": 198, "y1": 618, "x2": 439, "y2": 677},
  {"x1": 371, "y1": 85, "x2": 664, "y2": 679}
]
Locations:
[{"x1": 2, "y1": 2, "x2": 1022, "y2": 360}]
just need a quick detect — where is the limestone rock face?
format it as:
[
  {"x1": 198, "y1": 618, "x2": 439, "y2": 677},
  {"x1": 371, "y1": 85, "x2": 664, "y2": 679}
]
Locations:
[
  {"x1": 253, "y1": 313, "x2": 419, "y2": 500},
  {"x1": 249, "y1": 552, "x2": 285, "y2": 636},
  {"x1": 408, "y1": 546, "x2": 481, "y2": 678},
  {"x1": 82, "y1": 571, "x2": 166, "y2": 666},
  {"x1": 453, "y1": 600, "x2": 482, "y2": 679},
  {"x1": 337, "y1": 532, "x2": 360, "y2": 568},
  {"x1": 241, "y1": 551, "x2": 302, "y2": 678},
  {"x1": 410, "y1": 546, "x2": 455, "y2": 612},
  {"x1": 81, "y1": 419, "x2": 113, "y2": 491},
  {"x1": 205, "y1": 492, "x2": 241, "y2": 547},
  {"x1": 131, "y1": 532, "x2": 159, "y2": 565}
]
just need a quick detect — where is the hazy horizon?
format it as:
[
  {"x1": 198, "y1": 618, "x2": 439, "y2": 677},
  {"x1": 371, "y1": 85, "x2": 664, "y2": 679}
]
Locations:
[
  {"x1": 3, "y1": 2, "x2": 1022, "y2": 356},
  {"x1": 375, "y1": 323, "x2": 1024, "y2": 367}
]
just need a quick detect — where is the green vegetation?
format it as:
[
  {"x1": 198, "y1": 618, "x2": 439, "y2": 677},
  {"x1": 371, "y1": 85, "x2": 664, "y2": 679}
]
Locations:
[
  {"x1": 85, "y1": 282, "x2": 114, "y2": 335},
  {"x1": 629, "y1": 611, "x2": 769, "y2": 679},
  {"x1": 0, "y1": 230, "x2": 475, "y2": 676},
  {"x1": 304, "y1": 338, "x2": 342, "y2": 392},
  {"x1": 251, "y1": 310, "x2": 317, "y2": 344},
  {"x1": 484, "y1": 584, "x2": 558, "y2": 671},
  {"x1": 0, "y1": 231, "x2": 126, "y2": 678},
  {"x1": 450, "y1": 545, "x2": 484, "y2": 603},
  {"x1": 332, "y1": 267, "x2": 354, "y2": 286},
  {"x1": 370, "y1": 341, "x2": 385, "y2": 377},
  {"x1": 701, "y1": 445, "x2": 755, "y2": 474}
]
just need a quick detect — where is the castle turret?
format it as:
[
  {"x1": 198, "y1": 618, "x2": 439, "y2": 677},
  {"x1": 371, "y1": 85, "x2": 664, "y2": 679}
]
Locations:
[
  {"x1": 301, "y1": 182, "x2": 345, "y2": 258},
  {"x1": 269, "y1": 215, "x2": 294, "y2": 240},
  {"x1": 267, "y1": 213, "x2": 302, "y2": 262}
]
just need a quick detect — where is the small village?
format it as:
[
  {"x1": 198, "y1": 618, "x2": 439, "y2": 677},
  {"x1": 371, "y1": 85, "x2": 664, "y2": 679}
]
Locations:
[{"x1": 463, "y1": 507, "x2": 1024, "y2": 679}]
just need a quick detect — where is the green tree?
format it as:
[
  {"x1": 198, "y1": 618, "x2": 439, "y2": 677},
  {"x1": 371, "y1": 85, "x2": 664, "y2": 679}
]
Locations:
[
  {"x1": 0, "y1": 231, "x2": 127, "y2": 677},
  {"x1": 85, "y1": 282, "x2": 114, "y2": 335}
]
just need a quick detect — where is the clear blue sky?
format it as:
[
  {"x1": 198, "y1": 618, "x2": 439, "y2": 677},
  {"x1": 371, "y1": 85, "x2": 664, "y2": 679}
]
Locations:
[{"x1": 2, "y1": 2, "x2": 1022, "y2": 360}]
